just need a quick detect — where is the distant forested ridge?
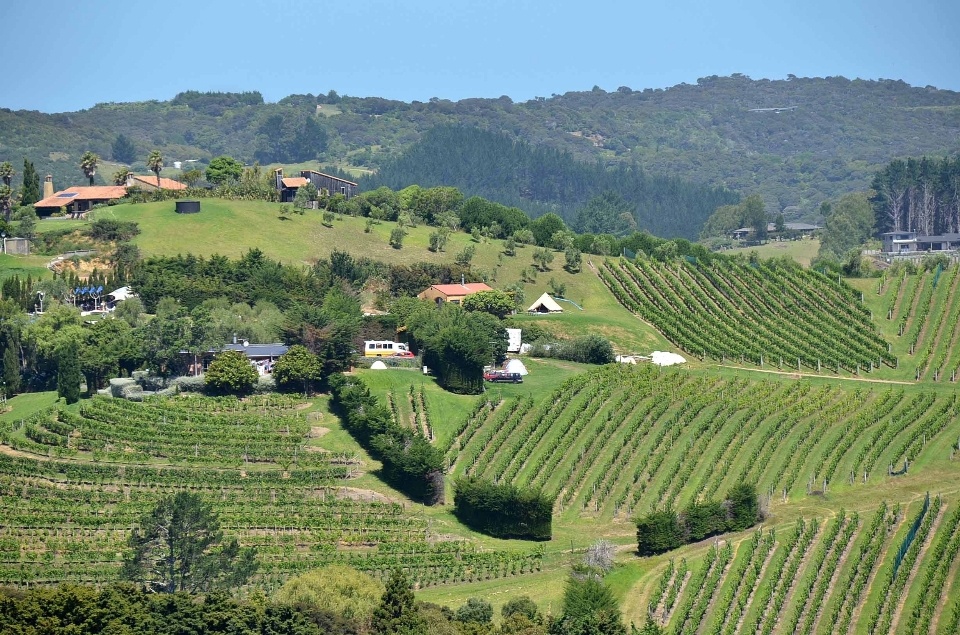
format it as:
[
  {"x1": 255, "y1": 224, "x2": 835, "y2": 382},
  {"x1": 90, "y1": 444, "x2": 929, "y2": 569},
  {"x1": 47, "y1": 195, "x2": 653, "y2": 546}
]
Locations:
[
  {"x1": 362, "y1": 126, "x2": 738, "y2": 239},
  {"x1": 2, "y1": 76, "x2": 960, "y2": 222}
]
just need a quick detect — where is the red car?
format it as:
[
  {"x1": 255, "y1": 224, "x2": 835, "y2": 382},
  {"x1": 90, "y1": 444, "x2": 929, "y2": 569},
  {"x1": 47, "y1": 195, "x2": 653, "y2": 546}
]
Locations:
[
  {"x1": 391, "y1": 351, "x2": 415, "y2": 358},
  {"x1": 483, "y1": 370, "x2": 523, "y2": 383}
]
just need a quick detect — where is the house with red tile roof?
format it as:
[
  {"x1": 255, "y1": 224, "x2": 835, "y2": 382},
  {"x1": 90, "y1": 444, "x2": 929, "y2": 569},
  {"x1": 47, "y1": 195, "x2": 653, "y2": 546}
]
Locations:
[
  {"x1": 417, "y1": 282, "x2": 493, "y2": 305},
  {"x1": 35, "y1": 186, "x2": 130, "y2": 214}
]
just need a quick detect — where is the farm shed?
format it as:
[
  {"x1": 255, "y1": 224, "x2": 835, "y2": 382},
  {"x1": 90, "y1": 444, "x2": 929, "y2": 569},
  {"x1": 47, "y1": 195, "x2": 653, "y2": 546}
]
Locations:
[{"x1": 274, "y1": 168, "x2": 358, "y2": 202}]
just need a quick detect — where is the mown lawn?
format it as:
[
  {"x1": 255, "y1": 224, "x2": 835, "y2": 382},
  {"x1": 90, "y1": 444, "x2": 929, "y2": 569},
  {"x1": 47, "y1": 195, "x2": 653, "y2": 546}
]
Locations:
[{"x1": 0, "y1": 254, "x2": 50, "y2": 282}]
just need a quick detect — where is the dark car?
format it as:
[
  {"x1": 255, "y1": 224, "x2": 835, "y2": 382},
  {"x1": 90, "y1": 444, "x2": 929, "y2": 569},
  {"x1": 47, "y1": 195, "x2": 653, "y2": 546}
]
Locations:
[{"x1": 483, "y1": 370, "x2": 523, "y2": 383}]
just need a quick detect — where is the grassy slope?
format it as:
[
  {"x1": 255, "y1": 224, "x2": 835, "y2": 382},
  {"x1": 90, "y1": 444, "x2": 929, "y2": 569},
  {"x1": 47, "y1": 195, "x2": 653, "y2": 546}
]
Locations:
[
  {"x1": 86, "y1": 200, "x2": 674, "y2": 355},
  {"x1": 724, "y1": 237, "x2": 821, "y2": 266},
  {"x1": 0, "y1": 254, "x2": 50, "y2": 282}
]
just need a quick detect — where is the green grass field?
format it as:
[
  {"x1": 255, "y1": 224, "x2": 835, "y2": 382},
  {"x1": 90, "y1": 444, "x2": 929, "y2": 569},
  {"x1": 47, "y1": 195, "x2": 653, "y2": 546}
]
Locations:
[
  {"x1": 724, "y1": 237, "x2": 821, "y2": 266},
  {"x1": 0, "y1": 254, "x2": 49, "y2": 282}
]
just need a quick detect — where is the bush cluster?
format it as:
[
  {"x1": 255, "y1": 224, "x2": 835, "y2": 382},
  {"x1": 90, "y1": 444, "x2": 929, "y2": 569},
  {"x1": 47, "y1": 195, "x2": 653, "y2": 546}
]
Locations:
[
  {"x1": 528, "y1": 334, "x2": 615, "y2": 365},
  {"x1": 636, "y1": 482, "x2": 761, "y2": 556},
  {"x1": 329, "y1": 374, "x2": 444, "y2": 504},
  {"x1": 453, "y1": 475, "x2": 554, "y2": 540}
]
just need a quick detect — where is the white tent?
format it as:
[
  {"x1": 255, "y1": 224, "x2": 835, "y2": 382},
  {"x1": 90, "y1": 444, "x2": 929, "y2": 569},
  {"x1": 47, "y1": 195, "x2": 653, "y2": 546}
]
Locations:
[
  {"x1": 107, "y1": 286, "x2": 134, "y2": 302},
  {"x1": 650, "y1": 351, "x2": 686, "y2": 367},
  {"x1": 527, "y1": 292, "x2": 564, "y2": 313},
  {"x1": 504, "y1": 358, "x2": 529, "y2": 375},
  {"x1": 370, "y1": 360, "x2": 388, "y2": 370}
]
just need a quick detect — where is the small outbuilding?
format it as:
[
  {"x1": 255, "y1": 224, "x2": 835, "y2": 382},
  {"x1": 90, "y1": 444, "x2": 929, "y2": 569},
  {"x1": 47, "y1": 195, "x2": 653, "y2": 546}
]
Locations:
[
  {"x1": 417, "y1": 282, "x2": 493, "y2": 306},
  {"x1": 527, "y1": 293, "x2": 564, "y2": 313}
]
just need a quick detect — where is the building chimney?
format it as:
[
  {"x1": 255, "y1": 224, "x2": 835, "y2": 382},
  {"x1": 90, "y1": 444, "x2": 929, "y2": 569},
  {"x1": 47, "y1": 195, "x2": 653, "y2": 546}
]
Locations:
[
  {"x1": 43, "y1": 175, "x2": 53, "y2": 199},
  {"x1": 233, "y1": 333, "x2": 237, "y2": 345},
  {"x1": 461, "y1": 273, "x2": 465, "y2": 286}
]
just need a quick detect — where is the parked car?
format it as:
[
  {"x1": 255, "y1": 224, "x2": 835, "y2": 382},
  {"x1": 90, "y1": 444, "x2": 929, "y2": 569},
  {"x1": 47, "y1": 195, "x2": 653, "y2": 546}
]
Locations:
[
  {"x1": 390, "y1": 351, "x2": 415, "y2": 358},
  {"x1": 483, "y1": 370, "x2": 523, "y2": 383}
]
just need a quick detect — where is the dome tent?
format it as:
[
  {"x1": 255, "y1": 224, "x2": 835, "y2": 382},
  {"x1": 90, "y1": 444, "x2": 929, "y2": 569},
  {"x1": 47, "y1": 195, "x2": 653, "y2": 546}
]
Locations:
[
  {"x1": 370, "y1": 360, "x2": 388, "y2": 370},
  {"x1": 504, "y1": 358, "x2": 529, "y2": 375}
]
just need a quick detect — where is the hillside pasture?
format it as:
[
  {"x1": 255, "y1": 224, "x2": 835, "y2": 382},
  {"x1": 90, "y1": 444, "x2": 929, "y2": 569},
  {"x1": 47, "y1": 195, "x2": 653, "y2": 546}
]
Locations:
[{"x1": 85, "y1": 200, "x2": 674, "y2": 355}]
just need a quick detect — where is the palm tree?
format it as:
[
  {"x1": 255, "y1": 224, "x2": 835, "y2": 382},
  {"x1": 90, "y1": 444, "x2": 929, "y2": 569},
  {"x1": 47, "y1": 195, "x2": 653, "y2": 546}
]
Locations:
[
  {"x1": 0, "y1": 161, "x2": 14, "y2": 188},
  {"x1": 79, "y1": 152, "x2": 100, "y2": 186},
  {"x1": 113, "y1": 168, "x2": 131, "y2": 186},
  {"x1": 146, "y1": 151, "x2": 164, "y2": 188}
]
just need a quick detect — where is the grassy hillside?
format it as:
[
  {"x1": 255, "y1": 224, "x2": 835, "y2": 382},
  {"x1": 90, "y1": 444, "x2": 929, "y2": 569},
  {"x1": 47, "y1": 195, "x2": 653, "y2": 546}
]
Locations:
[
  {"x1": 88, "y1": 200, "x2": 674, "y2": 355},
  {"x1": 724, "y1": 237, "x2": 821, "y2": 266}
]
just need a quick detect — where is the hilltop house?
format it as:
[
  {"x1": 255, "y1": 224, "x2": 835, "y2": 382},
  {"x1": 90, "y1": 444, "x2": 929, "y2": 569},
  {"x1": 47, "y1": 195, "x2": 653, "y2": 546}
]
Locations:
[
  {"x1": 274, "y1": 168, "x2": 358, "y2": 203},
  {"x1": 881, "y1": 231, "x2": 960, "y2": 254},
  {"x1": 34, "y1": 173, "x2": 186, "y2": 215},
  {"x1": 417, "y1": 282, "x2": 492, "y2": 306},
  {"x1": 35, "y1": 185, "x2": 129, "y2": 214}
]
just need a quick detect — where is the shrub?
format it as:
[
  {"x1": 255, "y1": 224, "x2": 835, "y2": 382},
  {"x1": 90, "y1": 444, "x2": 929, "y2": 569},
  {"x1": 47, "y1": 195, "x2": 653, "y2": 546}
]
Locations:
[
  {"x1": 529, "y1": 335, "x2": 614, "y2": 365},
  {"x1": 453, "y1": 476, "x2": 554, "y2": 540},
  {"x1": 455, "y1": 598, "x2": 493, "y2": 625},
  {"x1": 170, "y1": 375, "x2": 206, "y2": 393},
  {"x1": 204, "y1": 350, "x2": 258, "y2": 395},
  {"x1": 502, "y1": 596, "x2": 541, "y2": 623},
  {"x1": 635, "y1": 483, "x2": 761, "y2": 556},
  {"x1": 88, "y1": 219, "x2": 140, "y2": 241}
]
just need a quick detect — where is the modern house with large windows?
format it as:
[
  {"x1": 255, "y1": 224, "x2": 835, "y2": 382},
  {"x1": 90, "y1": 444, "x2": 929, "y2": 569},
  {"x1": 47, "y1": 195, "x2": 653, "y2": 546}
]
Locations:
[{"x1": 881, "y1": 231, "x2": 960, "y2": 254}]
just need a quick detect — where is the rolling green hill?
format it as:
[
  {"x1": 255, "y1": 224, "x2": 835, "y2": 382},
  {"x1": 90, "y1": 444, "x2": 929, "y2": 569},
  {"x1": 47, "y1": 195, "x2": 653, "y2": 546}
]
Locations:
[{"x1": 4, "y1": 76, "x2": 960, "y2": 224}]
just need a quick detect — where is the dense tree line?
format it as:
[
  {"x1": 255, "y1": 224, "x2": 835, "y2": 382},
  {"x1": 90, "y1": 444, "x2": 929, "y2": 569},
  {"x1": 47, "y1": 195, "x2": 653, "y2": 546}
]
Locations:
[
  {"x1": 635, "y1": 483, "x2": 761, "y2": 556},
  {"x1": 453, "y1": 476, "x2": 554, "y2": 540},
  {"x1": 329, "y1": 374, "x2": 445, "y2": 504},
  {"x1": 870, "y1": 155, "x2": 960, "y2": 235},
  {"x1": 363, "y1": 126, "x2": 739, "y2": 240}
]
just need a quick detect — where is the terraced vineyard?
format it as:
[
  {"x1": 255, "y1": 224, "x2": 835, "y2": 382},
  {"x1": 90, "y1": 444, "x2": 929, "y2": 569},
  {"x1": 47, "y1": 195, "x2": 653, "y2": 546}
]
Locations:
[
  {"x1": 600, "y1": 257, "x2": 893, "y2": 373},
  {"x1": 0, "y1": 395, "x2": 542, "y2": 590},
  {"x1": 449, "y1": 365, "x2": 960, "y2": 520},
  {"x1": 641, "y1": 495, "x2": 960, "y2": 634}
]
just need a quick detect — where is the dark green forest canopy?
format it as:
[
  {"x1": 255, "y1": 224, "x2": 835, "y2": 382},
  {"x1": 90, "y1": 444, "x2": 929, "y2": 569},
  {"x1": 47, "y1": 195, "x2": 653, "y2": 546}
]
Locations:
[
  {"x1": 3, "y1": 76, "x2": 960, "y2": 220},
  {"x1": 362, "y1": 126, "x2": 739, "y2": 239}
]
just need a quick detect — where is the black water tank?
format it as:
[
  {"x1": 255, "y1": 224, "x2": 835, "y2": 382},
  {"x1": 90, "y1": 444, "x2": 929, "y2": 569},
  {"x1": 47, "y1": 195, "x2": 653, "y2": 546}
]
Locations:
[{"x1": 176, "y1": 200, "x2": 201, "y2": 214}]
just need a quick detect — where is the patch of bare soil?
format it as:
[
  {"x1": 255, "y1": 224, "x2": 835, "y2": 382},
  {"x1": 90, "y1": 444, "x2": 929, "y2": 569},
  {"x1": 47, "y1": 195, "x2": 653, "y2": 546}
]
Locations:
[{"x1": 309, "y1": 426, "x2": 330, "y2": 438}]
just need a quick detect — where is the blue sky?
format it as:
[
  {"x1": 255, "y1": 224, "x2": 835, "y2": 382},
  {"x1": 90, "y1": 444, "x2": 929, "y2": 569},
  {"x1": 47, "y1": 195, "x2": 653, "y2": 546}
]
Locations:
[{"x1": 2, "y1": 0, "x2": 958, "y2": 112}]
